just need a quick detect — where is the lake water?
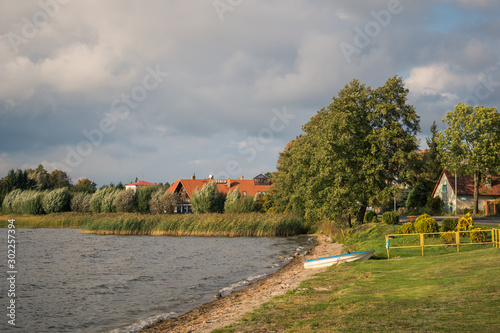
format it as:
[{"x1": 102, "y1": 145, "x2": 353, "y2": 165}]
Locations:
[{"x1": 0, "y1": 229, "x2": 313, "y2": 332}]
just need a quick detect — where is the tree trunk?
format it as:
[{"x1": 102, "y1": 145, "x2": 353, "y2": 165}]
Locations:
[
  {"x1": 346, "y1": 214, "x2": 352, "y2": 228},
  {"x1": 356, "y1": 205, "x2": 367, "y2": 224},
  {"x1": 473, "y1": 169, "x2": 480, "y2": 214}
]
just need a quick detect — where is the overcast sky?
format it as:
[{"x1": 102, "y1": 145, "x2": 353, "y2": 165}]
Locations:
[{"x1": 0, "y1": 0, "x2": 499, "y2": 186}]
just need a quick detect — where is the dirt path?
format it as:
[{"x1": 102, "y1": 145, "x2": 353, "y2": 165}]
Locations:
[{"x1": 140, "y1": 235, "x2": 342, "y2": 333}]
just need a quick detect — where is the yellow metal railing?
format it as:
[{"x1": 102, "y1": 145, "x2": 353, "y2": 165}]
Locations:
[
  {"x1": 385, "y1": 228, "x2": 499, "y2": 258},
  {"x1": 493, "y1": 228, "x2": 500, "y2": 248}
]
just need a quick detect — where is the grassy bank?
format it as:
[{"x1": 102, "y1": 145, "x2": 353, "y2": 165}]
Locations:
[
  {"x1": 0, "y1": 212, "x2": 308, "y2": 237},
  {"x1": 216, "y1": 223, "x2": 500, "y2": 332}
]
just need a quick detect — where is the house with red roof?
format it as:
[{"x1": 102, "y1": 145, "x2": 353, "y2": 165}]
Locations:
[
  {"x1": 167, "y1": 174, "x2": 271, "y2": 213},
  {"x1": 431, "y1": 169, "x2": 500, "y2": 213},
  {"x1": 125, "y1": 180, "x2": 157, "y2": 193}
]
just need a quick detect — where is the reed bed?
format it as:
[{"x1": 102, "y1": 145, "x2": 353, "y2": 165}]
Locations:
[
  {"x1": 79, "y1": 213, "x2": 308, "y2": 237},
  {"x1": 1, "y1": 212, "x2": 308, "y2": 236}
]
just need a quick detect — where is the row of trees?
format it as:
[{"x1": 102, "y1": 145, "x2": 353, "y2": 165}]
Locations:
[
  {"x1": 1, "y1": 185, "x2": 176, "y2": 215},
  {"x1": 269, "y1": 76, "x2": 499, "y2": 227},
  {"x1": 0, "y1": 164, "x2": 173, "y2": 212},
  {"x1": 190, "y1": 181, "x2": 265, "y2": 214}
]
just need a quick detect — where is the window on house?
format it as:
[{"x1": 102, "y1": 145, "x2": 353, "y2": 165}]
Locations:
[{"x1": 242, "y1": 191, "x2": 247, "y2": 197}]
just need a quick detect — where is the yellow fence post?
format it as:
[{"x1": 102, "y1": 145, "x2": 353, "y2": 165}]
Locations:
[
  {"x1": 493, "y1": 229, "x2": 498, "y2": 248},
  {"x1": 456, "y1": 231, "x2": 460, "y2": 253},
  {"x1": 420, "y1": 233, "x2": 425, "y2": 256},
  {"x1": 385, "y1": 236, "x2": 390, "y2": 259}
]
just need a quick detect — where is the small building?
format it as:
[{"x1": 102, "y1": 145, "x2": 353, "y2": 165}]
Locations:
[
  {"x1": 431, "y1": 169, "x2": 500, "y2": 213},
  {"x1": 124, "y1": 180, "x2": 157, "y2": 193},
  {"x1": 167, "y1": 174, "x2": 271, "y2": 213}
]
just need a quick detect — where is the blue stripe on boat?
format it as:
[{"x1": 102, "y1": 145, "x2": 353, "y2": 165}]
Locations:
[{"x1": 304, "y1": 250, "x2": 375, "y2": 263}]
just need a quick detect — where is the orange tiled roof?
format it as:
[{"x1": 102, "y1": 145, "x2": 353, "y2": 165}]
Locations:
[{"x1": 167, "y1": 178, "x2": 270, "y2": 199}]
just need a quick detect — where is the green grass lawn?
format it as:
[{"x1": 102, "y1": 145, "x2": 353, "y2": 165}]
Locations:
[{"x1": 216, "y1": 223, "x2": 500, "y2": 332}]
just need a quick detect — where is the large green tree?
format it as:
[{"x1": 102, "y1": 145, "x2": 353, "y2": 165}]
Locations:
[
  {"x1": 273, "y1": 76, "x2": 420, "y2": 226},
  {"x1": 436, "y1": 103, "x2": 500, "y2": 214}
]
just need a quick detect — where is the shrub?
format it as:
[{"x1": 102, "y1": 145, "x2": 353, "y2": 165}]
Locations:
[
  {"x1": 382, "y1": 211, "x2": 399, "y2": 225},
  {"x1": 398, "y1": 222, "x2": 415, "y2": 234},
  {"x1": 70, "y1": 192, "x2": 92, "y2": 213},
  {"x1": 440, "y1": 232, "x2": 455, "y2": 244},
  {"x1": 114, "y1": 190, "x2": 136, "y2": 213},
  {"x1": 441, "y1": 218, "x2": 459, "y2": 232},
  {"x1": 364, "y1": 211, "x2": 377, "y2": 223},
  {"x1": 469, "y1": 227, "x2": 487, "y2": 243},
  {"x1": 101, "y1": 188, "x2": 122, "y2": 213},
  {"x1": 42, "y1": 188, "x2": 71, "y2": 213},
  {"x1": 224, "y1": 187, "x2": 240, "y2": 211},
  {"x1": 90, "y1": 187, "x2": 122, "y2": 213},
  {"x1": 414, "y1": 214, "x2": 439, "y2": 234},
  {"x1": 422, "y1": 196, "x2": 443, "y2": 215},
  {"x1": 21, "y1": 190, "x2": 45, "y2": 215},
  {"x1": 191, "y1": 182, "x2": 225, "y2": 213},
  {"x1": 150, "y1": 190, "x2": 178, "y2": 214},
  {"x1": 2, "y1": 189, "x2": 23, "y2": 213},
  {"x1": 224, "y1": 196, "x2": 256, "y2": 213},
  {"x1": 136, "y1": 186, "x2": 160, "y2": 213},
  {"x1": 456, "y1": 213, "x2": 474, "y2": 235},
  {"x1": 2, "y1": 190, "x2": 45, "y2": 214}
]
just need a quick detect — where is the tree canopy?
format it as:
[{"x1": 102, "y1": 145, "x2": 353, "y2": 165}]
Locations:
[
  {"x1": 273, "y1": 76, "x2": 420, "y2": 226},
  {"x1": 436, "y1": 103, "x2": 500, "y2": 213}
]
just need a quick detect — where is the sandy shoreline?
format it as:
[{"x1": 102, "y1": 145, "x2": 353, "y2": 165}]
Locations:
[{"x1": 140, "y1": 235, "x2": 342, "y2": 333}]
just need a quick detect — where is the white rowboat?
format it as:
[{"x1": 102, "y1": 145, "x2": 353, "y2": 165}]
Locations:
[{"x1": 304, "y1": 250, "x2": 375, "y2": 269}]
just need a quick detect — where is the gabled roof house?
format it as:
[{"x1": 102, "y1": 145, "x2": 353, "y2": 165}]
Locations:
[
  {"x1": 125, "y1": 180, "x2": 157, "y2": 193},
  {"x1": 431, "y1": 169, "x2": 500, "y2": 213},
  {"x1": 167, "y1": 174, "x2": 271, "y2": 213}
]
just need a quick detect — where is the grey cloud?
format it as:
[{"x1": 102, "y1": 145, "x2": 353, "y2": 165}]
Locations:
[{"x1": 0, "y1": 0, "x2": 499, "y2": 185}]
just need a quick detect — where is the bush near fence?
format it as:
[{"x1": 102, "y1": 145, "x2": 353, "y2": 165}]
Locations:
[{"x1": 382, "y1": 211, "x2": 399, "y2": 225}]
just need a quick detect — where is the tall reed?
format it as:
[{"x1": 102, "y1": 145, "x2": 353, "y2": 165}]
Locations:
[
  {"x1": 1, "y1": 212, "x2": 309, "y2": 237},
  {"x1": 79, "y1": 213, "x2": 308, "y2": 237}
]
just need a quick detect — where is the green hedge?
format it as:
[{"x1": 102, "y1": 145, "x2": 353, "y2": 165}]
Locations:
[
  {"x1": 382, "y1": 211, "x2": 399, "y2": 225},
  {"x1": 441, "y1": 218, "x2": 459, "y2": 232}
]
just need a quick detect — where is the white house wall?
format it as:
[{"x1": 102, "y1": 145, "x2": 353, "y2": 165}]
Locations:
[{"x1": 433, "y1": 174, "x2": 498, "y2": 212}]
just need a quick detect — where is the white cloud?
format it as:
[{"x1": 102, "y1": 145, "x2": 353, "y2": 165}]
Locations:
[{"x1": 405, "y1": 63, "x2": 467, "y2": 92}]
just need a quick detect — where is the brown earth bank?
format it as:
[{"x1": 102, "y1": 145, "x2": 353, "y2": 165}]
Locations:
[{"x1": 140, "y1": 235, "x2": 343, "y2": 333}]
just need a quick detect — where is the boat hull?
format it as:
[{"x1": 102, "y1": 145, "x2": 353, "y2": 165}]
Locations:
[{"x1": 304, "y1": 250, "x2": 375, "y2": 269}]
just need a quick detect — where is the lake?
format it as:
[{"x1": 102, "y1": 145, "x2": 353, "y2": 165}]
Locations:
[{"x1": 0, "y1": 229, "x2": 312, "y2": 332}]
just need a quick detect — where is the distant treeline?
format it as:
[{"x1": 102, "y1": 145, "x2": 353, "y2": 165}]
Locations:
[
  {"x1": 0, "y1": 212, "x2": 309, "y2": 237},
  {"x1": 0, "y1": 165, "x2": 173, "y2": 214},
  {"x1": 1, "y1": 186, "x2": 176, "y2": 215}
]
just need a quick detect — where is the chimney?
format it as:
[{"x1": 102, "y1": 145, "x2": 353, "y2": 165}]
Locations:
[
  {"x1": 191, "y1": 174, "x2": 196, "y2": 180},
  {"x1": 227, "y1": 178, "x2": 231, "y2": 188},
  {"x1": 240, "y1": 176, "x2": 244, "y2": 180}
]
